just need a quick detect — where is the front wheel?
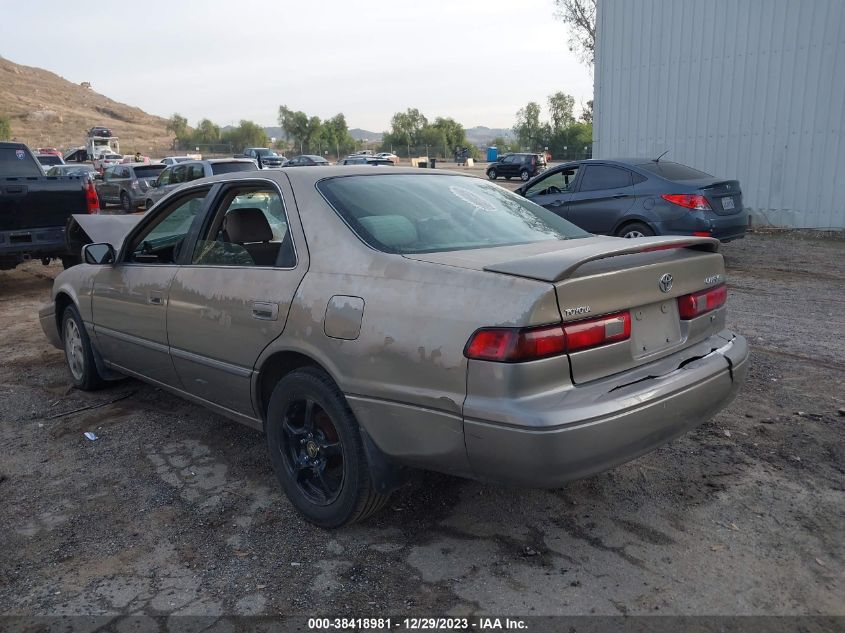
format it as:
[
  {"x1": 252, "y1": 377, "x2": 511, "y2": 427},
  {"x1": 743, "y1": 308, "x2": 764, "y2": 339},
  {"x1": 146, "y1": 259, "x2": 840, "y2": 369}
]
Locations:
[
  {"x1": 266, "y1": 368, "x2": 390, "y2": 527},
  {"x1": 487, "y1": 169, "x2": 497, "y2": 180},
  {"x1": 520, "y1": 169, "x2": 530, "y2": 181},
  {"x1": 62, "y1": 305, "x2": 106, "y2": 390},
  {"x1": 120, "y1": 192, "x2": 132, "y2": 213},
  {"x1": 617, "y1": 222, "x2": 655, "y2": 238}
]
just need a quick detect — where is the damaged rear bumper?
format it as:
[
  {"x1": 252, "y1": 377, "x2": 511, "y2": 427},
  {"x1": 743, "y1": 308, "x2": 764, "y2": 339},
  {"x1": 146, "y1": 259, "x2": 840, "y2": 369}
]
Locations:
[{"x1": 463, "y1": 331, "x2": 749, "y2": 487}]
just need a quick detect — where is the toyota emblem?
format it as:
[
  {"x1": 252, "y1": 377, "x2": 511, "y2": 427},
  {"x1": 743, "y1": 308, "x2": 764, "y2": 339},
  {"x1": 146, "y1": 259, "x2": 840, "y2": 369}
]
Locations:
[{"x1": 659, "y1": 273, "x2": 673, "y2": 293}]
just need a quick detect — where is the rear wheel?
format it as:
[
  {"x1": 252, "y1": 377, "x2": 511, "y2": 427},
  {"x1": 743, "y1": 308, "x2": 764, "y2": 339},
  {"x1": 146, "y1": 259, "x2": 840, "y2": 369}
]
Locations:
[
  {"x1": 487, "y1": 169, "x2": 497, "y2": 180},
  {"x1": 520, "y1": 169, "x2": 530, "y2": 181},
  {"x1": 99, "y1": 196, "x2": 107, "y2": 210},
  {"x1": 120, "y1": 192, "x2": 131, "y2": 213},
  {"x1": 617, "y1": 222, "x2": 655, "y2": 238},
  {"x1": 62, "y1": 305, "x2": 105, "y2": 390},
  {"x1": 145, "y1": 199, "x2": 154, "y2": 210},
  {"x1": 266, "y1": 367, "x2": 390, "y2": 527}
]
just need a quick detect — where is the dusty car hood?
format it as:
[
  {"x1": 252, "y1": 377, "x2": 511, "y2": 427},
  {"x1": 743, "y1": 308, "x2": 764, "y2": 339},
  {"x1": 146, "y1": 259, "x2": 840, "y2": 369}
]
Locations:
[
  {"x1": 403, "y1": 235, "x2": 720, "y2": 282},
  {"x1": 69, "y1": 213, "x2": 144, "y2": 249}
]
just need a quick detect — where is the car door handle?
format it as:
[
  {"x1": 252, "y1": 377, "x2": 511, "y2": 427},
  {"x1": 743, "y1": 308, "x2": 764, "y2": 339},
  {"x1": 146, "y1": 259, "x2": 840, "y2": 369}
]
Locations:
[
  {"x1": 148, "y1": 291, "x2": 163, "y2": 305},
  {"x1": 252, "y1": 301, "x2": 279, "y2": 321}
]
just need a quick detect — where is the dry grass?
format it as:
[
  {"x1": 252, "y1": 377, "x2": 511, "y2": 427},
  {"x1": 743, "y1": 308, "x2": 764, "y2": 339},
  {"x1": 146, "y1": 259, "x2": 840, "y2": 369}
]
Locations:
[{"x1": 0, "y1": 56, "x2": 173, "y2": 156}]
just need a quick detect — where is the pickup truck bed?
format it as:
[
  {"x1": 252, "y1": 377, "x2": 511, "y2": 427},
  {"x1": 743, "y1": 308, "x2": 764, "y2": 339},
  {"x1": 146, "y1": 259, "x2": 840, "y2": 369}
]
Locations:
[{"x1": 0, "y1": 142, "x2": 96, "y2": 270}]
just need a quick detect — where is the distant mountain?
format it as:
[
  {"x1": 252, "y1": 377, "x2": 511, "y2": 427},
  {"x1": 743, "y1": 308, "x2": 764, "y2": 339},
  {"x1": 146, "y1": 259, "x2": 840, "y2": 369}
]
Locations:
[
  {"x1": 349, "y1": 128, "x2": 383, "y2": 142},
  {"x1": 465, "y1": 126, "x2": 515, "y2": 147}
]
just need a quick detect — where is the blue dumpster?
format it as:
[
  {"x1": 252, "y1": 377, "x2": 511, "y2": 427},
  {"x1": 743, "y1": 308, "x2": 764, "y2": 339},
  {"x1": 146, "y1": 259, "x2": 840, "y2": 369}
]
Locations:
[{"x1": 486, "y1": 146, "x2": 498, "y2": 162}]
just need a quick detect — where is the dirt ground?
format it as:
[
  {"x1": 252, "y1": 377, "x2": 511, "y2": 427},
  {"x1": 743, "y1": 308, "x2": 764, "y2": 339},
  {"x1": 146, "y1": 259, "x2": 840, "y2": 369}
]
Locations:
[{"x1": 0, "y1": 232, "x2": 842, "y2": 618}]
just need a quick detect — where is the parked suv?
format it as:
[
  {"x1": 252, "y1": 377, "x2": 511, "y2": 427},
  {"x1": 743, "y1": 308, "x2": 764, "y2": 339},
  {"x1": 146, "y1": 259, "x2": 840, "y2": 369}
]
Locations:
[
  {"x1": 241, "y1": 148, "x2": 287, "y2": 169},
  {"x1": 486, "y1": 153, "x2": 546, "y2": 181},
  {"x1": 144, "y1": 158, "x2": 256, "y2": 208},
  {"x1": 97, "y1": 163, "x2": 166, "y2": 212}
]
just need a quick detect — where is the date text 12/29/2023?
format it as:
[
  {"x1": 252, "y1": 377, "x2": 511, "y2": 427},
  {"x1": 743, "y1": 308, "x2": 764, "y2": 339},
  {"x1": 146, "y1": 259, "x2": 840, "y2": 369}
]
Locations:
[{"x1": 308, "y1": 617, "x2": 528, "y2": 630}]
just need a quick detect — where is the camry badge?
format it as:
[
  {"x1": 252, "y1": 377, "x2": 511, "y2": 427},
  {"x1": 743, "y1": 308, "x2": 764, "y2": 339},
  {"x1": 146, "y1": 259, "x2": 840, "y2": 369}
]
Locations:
[{"x1": 659, "y1": 273, "x2": 673, "y2": 293}]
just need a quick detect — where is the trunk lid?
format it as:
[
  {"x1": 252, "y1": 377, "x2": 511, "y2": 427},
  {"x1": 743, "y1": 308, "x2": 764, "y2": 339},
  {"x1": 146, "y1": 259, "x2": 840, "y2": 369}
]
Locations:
[
  {"x1": 679, "y1": 178, "x2": 743, "y2": 216},
  {"x1": 406, "y1": 235, "x2": 727, "y2": 384}
]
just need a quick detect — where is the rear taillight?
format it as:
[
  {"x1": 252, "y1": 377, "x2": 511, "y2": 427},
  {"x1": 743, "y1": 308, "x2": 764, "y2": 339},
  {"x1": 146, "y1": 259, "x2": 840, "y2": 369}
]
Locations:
[
  {"x1": 677, "y1": 284, "x2": 727, "y2": 319},
  {"x1": 464, "y1": 311, "x2": 631, "y2": 362},
  {"x1": 85, "y1": 180, "x2": 99, "y2": 214},
  {"x1": 662, "y1": 193, "x2": 711, "y2": 210},
  {"x1": 563, "y1": 311, "x2": 631, "y2": 353}
]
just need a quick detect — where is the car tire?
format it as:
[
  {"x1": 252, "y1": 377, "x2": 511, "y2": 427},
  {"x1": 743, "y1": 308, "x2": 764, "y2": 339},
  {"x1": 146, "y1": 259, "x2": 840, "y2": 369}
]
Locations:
[
  {"x1": 145, "y1": 199, "x2": 154, "y2": 210},
  {"x1": 61, "y1": 305, "x2": 106, "y2": 391},
  {"x1": 266, "y1": 367, "x2": 390, "y2": 528},
  {"x1": 487, "y1": 169, "x2": 497, "y2": 180},
  {"x1": 99, "y1": 196, "x2": 107, "y2": 210},
  {"x1": 617, "y1": 222, "x2": 655, "y2": 238},
  {"x1": 520, "y1": 169, "x2": 530, "y2": 181},
  {"x1": 120, "y1": 192, "x2": 131, "y2": 213}
]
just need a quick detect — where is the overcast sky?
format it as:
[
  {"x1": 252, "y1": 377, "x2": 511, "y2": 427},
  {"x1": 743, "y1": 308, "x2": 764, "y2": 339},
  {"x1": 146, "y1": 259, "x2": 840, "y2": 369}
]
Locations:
[{"x1": 1, "y1": 0, "x2": 593, "y2": 132}]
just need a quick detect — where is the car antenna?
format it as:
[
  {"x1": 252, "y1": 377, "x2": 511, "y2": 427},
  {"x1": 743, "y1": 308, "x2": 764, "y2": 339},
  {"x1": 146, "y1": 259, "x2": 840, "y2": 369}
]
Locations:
[{"x1": 653, "y1": 149, "x2": 669, "y2": 163}]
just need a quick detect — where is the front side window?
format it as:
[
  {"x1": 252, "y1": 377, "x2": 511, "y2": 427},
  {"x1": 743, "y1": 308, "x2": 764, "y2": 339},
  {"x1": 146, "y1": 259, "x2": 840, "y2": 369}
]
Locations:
[
  {"x1": 318, "y1": 174, "x2": 589, "y2": 254},
  {"x1": 192, "y1": 187, "x2": 295, "y2": 268},
  {"x1": 157, "y1": 167, "x2": 172, "y2": 186},
  {"x1": 524, "y1": 166, "x2": 580, "y2": 197},
  {"x1": 125, "y1": 189, "x2": 208, "y2": 264},
  {"x1": 171, "y1": 164, "x2": 187, "y2": 184},
  {"x1": 187, "y1": 164, "x2": 205, "y2": 181}
]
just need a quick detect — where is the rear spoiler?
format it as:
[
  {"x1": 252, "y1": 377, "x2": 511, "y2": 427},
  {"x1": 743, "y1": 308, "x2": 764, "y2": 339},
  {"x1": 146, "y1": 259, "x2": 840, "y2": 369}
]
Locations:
[{"x1": 483, "y1": 236, "x2": 720, "y2": 283}]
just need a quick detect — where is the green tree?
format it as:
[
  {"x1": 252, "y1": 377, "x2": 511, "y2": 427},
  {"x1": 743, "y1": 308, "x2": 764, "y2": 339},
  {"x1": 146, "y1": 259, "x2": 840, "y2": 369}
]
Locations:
[
  {"x1": 278, "y1": 105, "x2": 312, "y2": 153},
  {"x1": 580, "y1": 99, "x2": 593, "y2": 124},
  {"x1": 513, "y1": 102, "x2": 543, "y2": 150},
  {"x1": 192, "y1": 118, "x2": 221, "y2": 145},
  {"x1": 548, "y1": 92, "x2": 576, "y2": 133},
  {"x1": 0, "y1": 115, "x2": 11, "y2": 140},
  {"x1": 382, "y1": 108, "x2": 429, "y2": 156},
  {"x1": 553, "y1": 0, "x2": 597, "y2": 66},
  {"x1": 166, "y1": 113, "x2": 190, "y2": 144},
  {"x1": 222, "y1": 120, "x2": 268, "y2": 153}
]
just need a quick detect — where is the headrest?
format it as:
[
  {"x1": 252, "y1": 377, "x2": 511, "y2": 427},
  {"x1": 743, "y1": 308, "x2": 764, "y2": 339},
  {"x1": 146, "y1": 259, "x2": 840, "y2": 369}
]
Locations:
[
  {"x1": 358, "y1": 215, "x2": 417, "y2": 248},
  {"x1": 223, "y1": 207, "x2": 273, "y2": 243}
]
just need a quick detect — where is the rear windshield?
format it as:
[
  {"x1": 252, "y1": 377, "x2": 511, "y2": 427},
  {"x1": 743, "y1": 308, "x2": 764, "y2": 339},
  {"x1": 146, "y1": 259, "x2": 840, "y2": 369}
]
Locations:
[
  {"x1": 0, "y1": 147, "x2": 42, "y2": 177},
  {"x1": 133, "y1": 165, "x2": 166, "y2": 178},
  {"x1": 638, "y1": 161, "x2": 713, "y2": 180},
  {"x1": 210, "y1": 162, "x2": 256, "y2": 175},
  {"x1": 37, "y1": 155, "x2": 63, "y2": 166},
  {"x1": 318, "y1": 174, "x2": 589, "y2": 254}
]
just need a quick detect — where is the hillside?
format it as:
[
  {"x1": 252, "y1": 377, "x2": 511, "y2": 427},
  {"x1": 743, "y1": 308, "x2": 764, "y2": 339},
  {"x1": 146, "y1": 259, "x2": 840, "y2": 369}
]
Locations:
[{"x1": 0, "y1": 56, "x2": 172, "y2": 155}]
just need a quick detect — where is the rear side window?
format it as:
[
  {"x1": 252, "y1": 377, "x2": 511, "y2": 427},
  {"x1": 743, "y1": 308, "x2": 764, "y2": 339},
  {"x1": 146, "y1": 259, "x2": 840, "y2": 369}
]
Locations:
[
  {"x1": 318, "y1": 174, "x2": 589, "y2": 254},
  {"x1": 210, "y1": 162, "x2": 255, "y2": 175},
  {"x1": 578, "y1": 165, "x2": 632, "y2": 192},
  {"x1": 638, "y1": 161, "x2": 713, "y2": 180},
  {"x1": 171, "y1": 165, "x2": 187, "y2": 184},
  {"x1": 133, "y1": 165, "x2": 165, "y2": 178}
]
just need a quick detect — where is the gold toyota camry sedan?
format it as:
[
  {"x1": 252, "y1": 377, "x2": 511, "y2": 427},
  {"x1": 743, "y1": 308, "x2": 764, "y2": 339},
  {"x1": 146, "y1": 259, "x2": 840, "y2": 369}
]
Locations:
[{"x1": 40, "y1": 167, "x2": 748, "y2": 527}]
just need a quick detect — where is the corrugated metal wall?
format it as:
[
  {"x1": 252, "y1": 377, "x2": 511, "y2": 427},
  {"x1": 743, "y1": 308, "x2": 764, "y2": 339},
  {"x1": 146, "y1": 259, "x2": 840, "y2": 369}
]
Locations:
[{"x1": 594, "y1": 0, "x2": 845, "y2": 229}]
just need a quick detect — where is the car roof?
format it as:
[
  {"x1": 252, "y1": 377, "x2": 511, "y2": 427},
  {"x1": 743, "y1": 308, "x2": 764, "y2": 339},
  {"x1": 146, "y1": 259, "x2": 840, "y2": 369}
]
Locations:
[{"x1": 181, "y1": 158, "x2": 255, "y2": 165}]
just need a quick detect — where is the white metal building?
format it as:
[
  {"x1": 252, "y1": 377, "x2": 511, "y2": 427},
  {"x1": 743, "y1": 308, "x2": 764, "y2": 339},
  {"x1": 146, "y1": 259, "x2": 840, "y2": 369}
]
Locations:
[{"x1": 593, "y1": 0, "x2": 845, "y2": 229}]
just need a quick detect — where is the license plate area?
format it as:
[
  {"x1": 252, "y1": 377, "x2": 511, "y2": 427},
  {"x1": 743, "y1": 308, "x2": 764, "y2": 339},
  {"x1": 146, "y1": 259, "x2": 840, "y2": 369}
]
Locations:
[
  {"x1": 721, "y1": 196, "x2": 735, "y2": 210},
  {"x1": 631, "y1": 300, "x2": 682, "y2": 359}
]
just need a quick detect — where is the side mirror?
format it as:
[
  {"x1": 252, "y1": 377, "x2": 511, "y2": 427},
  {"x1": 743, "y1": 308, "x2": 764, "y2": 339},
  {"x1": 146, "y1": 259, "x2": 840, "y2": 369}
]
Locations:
[{"x1": 82, "y1": 243, "x2": 116, "y2": 265}]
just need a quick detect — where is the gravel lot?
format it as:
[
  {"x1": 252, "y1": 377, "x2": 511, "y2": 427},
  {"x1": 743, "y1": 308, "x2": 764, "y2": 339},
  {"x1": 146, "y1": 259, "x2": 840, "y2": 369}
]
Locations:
[{"x1": 0, "y1": 231, "x2": 842, "y2": 618}]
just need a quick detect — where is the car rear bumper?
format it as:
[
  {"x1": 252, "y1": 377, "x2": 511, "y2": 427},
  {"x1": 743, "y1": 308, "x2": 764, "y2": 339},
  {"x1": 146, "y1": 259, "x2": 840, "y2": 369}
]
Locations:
[
  {"x1": 463, "y1": 331, "x2": 749, "y2": 487},
  {"x1": 657, "y1": 211, "x2": 748, "y2": 242},
  {"x1": 0, "y1": 227, "x2": 68, "y2": 265}
]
